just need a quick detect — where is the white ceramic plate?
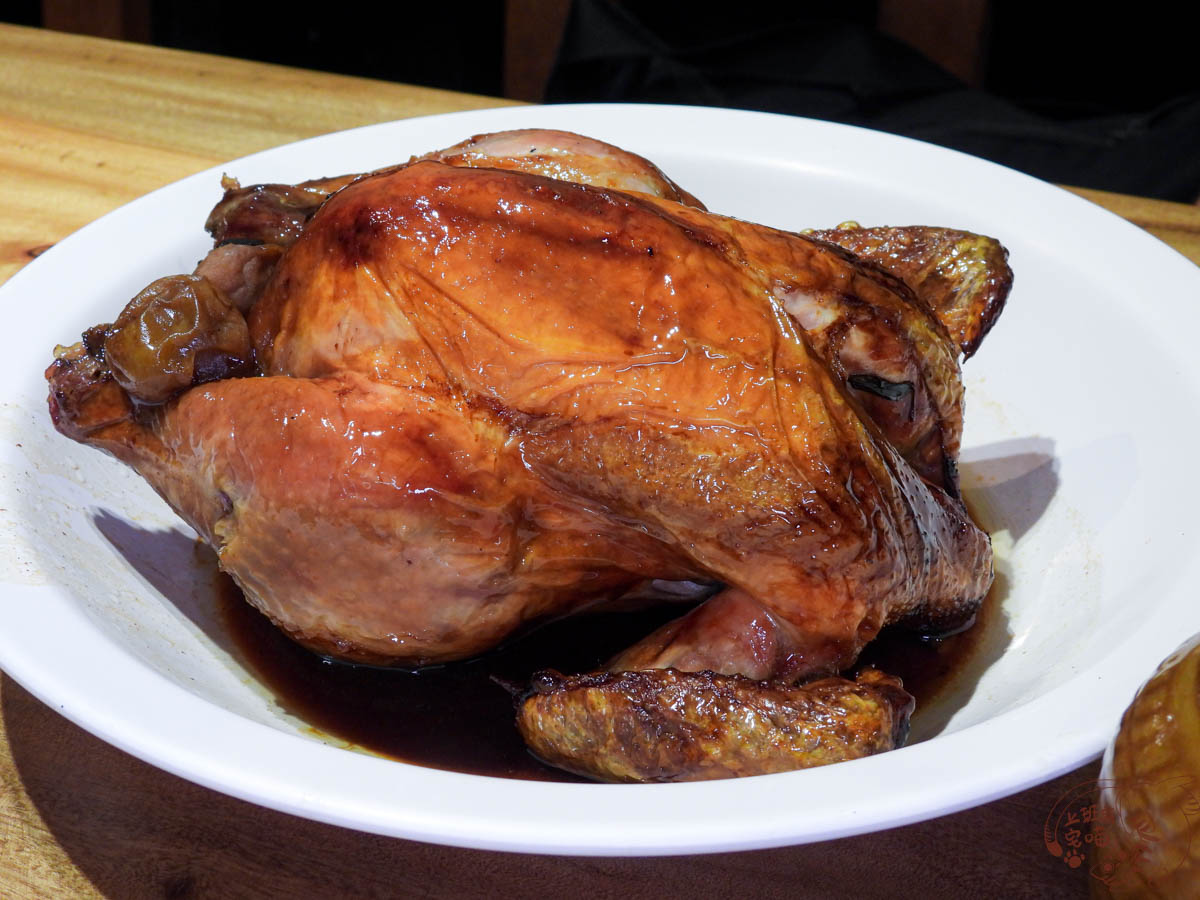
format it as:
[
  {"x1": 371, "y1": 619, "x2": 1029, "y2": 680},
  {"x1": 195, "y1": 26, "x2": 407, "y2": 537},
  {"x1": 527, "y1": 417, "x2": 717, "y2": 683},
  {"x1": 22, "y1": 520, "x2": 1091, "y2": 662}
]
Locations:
[{"x1": 3, "y1": 104, "x2": 1199, "y2": 855}]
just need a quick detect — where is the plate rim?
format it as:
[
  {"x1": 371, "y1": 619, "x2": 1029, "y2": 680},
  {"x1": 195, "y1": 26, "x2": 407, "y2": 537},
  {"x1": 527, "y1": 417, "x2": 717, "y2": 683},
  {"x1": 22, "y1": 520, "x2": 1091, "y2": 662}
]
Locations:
[{"x1": 4, "y1": 102, "x2": 1200, "y2": 855}]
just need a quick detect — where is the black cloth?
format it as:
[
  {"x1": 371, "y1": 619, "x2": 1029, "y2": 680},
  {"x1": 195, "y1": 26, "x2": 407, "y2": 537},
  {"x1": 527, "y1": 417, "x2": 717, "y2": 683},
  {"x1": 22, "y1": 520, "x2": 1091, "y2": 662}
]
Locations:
[{"x1": 545, "y1": 1, "x2": 1200, "y2": 202}]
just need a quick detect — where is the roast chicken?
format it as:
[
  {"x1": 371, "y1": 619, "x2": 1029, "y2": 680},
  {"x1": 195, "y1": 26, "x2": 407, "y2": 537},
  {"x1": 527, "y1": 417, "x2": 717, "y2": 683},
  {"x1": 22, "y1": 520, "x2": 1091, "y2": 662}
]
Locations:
[{"x1": 46, "y1": 130, "x2": 1009, "y2": 782}]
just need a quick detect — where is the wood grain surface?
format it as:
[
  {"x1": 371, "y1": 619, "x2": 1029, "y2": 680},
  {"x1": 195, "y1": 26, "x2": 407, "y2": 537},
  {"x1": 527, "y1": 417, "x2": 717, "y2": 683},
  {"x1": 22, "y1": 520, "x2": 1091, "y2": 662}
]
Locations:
[
  {"x1": 0, "y1": 24, "x2": 516, "y2": 287},
  {"x1": 2, "y1": 21, "x2": 1195, "y2": 899}
]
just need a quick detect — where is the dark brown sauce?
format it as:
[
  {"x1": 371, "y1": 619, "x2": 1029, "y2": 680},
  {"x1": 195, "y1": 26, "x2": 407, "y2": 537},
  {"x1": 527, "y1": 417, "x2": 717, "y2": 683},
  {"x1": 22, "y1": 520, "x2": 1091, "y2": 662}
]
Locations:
[
  {"x1": 853, "y1": 492, "x2": 1001, "y2": 728},
  {"x1": 217, "y1": 574, "x2": 996, "y2": 782},
  {"x1": 854, "y1": 586, "x2": 995, "y2": 714},
  {"x1": 216, "y1": 576, "x2": 694, "y2": 782}
]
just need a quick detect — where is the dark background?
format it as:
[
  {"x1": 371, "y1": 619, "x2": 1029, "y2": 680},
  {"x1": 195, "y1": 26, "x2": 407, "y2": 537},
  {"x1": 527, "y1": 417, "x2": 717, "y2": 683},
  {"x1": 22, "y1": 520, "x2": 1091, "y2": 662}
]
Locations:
[{"x1": 8, "y1": 0, "x2": 1199, "y2": 202}]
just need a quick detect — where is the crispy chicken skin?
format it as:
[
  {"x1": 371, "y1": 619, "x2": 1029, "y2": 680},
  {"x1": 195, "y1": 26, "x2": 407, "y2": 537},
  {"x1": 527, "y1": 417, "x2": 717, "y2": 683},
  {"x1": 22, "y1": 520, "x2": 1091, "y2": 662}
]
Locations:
[
  {"x1": 518, "y1": 667, "x2": 913, "y2": 783},
  {"x1": 46, "y1": 130, "x2": 1008, "y2": 781}
]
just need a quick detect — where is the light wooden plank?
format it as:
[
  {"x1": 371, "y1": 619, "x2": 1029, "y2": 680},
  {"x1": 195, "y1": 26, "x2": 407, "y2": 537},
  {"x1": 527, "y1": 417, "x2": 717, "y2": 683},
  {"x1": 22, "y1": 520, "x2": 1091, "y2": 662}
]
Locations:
[{"x1": 0, "y1": 24, "x2": 516, "y2": 164}]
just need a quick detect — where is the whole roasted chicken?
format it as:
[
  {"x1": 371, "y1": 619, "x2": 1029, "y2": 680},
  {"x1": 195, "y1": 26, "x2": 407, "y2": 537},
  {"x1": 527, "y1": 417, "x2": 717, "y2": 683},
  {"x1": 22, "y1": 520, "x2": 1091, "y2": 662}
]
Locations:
[{"x1": 46, "y1": 130, "x2": 1009, "y2": 782}]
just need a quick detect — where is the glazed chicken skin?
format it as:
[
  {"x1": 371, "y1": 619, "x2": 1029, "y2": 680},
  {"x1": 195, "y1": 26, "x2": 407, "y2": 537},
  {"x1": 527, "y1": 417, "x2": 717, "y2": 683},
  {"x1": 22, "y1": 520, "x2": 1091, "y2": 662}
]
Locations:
[
  {"x1": 46, "y1": 130, "x2": 1008, "y2": 782},
  {"x1": 194, "y1": 130, "x2": 704, "y2": 316}
]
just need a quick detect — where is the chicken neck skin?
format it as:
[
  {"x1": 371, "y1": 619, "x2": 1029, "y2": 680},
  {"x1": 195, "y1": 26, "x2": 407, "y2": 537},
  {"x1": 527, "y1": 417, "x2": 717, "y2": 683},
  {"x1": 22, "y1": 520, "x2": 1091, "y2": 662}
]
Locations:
[{"x1": 414, "y1": 129, "x2": 705, "y2": 208}]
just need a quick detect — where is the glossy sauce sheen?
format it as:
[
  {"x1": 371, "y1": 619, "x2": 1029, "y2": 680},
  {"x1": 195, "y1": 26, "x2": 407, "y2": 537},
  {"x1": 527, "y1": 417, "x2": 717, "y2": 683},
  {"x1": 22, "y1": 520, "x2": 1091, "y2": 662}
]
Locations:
[
  {"x1": 217, "y1": 573, "x2": 994, "y2": 782},
  {"x1": 217, "y1": 575, "x2": 694, "y2": 781}
]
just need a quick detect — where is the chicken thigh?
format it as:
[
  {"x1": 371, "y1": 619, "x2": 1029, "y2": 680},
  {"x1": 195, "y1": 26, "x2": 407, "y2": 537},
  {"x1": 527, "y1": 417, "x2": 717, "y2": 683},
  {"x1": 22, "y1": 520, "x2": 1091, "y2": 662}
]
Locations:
[{"x1": 47, "y1": 131, "x2": 1007, "y2": 781}]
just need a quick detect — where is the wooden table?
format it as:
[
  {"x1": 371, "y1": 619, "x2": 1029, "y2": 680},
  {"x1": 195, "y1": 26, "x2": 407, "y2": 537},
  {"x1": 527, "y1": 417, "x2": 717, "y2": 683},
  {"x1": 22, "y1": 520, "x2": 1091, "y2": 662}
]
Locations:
[{"x1": 3, "y1": 22, "x2": 1197, "y2": 898}]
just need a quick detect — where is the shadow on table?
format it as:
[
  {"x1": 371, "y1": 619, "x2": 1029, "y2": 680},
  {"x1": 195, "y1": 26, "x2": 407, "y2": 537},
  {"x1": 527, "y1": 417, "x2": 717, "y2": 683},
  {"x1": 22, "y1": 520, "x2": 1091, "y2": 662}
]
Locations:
[{"x1": 3, "y1": 671, "x2": 1093, "y2": 900}]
